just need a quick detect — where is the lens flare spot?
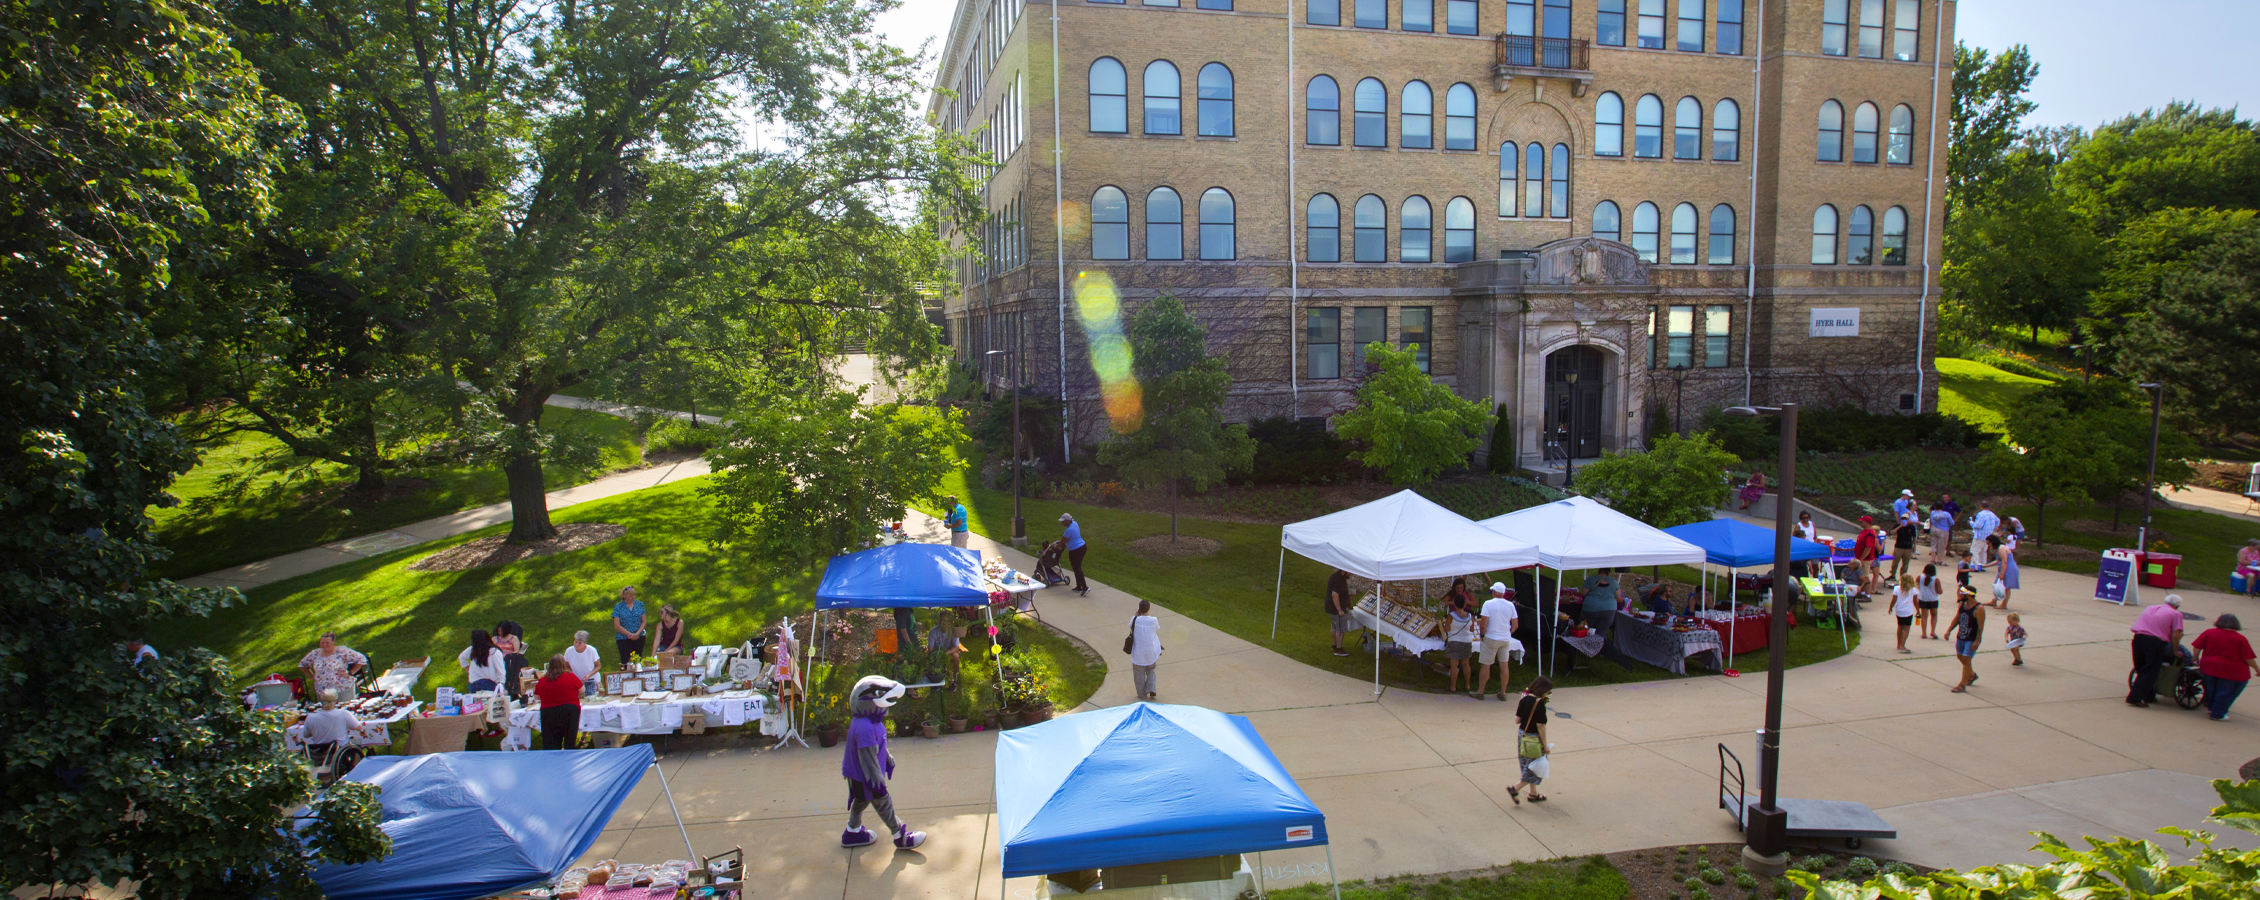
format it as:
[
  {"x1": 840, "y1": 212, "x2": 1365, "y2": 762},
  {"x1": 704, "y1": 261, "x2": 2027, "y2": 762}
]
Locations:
[
  {"x1": 1073, "y1": 271, "x2": 1143, "y2": 432},
  {"x1": 1058, "y1": 200, "x2": 1089, "y2": 242}
]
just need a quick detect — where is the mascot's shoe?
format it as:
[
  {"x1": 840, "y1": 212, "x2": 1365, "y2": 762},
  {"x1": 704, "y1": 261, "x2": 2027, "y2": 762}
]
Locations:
[
  {"x1": 840, "y1": 827, "x2": 876, "y2": 848},
  {"x1": 893, "y1": 825, "x2": 927, "y2": 850}
]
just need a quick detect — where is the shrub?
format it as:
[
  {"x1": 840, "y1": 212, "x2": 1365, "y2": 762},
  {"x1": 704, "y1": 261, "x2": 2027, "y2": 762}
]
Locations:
[
  {"x1": 1735, "y1": 870, "x2": 1758, "y2": 889},
  {"x1": 1843, "y1": 857, "x2": 1879, "y2": 880},
  {"x1": 1246, "y1": 416, "x2": 1355, "y2": 484},
  {"x1": 1699, "y1": 866, "x2": 1726, "y2": 885},
  {"x1": 1683, "y1": 877, "x2": 1705, "y2": 891},
  {"x1": 1688, "y1": 886, "x2": 1711, "y2": 900},
  {"x1": 1880, "y1": 861, "x2": 1915, "y2": 878},
  {"x1": 643, "y1": 417, "x2": 721, "y2": 454},
  {"x1": 1703, "y1": 405, "x2": 1988, "y2": 459},
  {"x1": 1791, "y1": 855, "x2": 1833, "y2": 874},
  {"x1": 1773, "y1": 877, "x2": 1794, "y2": 900}
]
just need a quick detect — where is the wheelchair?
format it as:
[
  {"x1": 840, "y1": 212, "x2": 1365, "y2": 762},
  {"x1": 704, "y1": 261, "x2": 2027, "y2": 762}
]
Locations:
[{"x1": 2128, "y1": 644, "x2": 2205, "y2": 711}]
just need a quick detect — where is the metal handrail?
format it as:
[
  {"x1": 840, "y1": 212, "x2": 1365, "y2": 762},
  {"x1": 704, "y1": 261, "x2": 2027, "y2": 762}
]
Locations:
[
  {"x1": 1718, "y1": 742, "x2": 1746, "y2": 826},
  {"x1": 1495, "y1": 35, "x2": 1591, "y2": 70}
]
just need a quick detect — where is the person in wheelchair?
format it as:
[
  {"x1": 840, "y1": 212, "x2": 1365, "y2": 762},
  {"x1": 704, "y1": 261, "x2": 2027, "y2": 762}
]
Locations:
[{"x1": 301, "y1": 689, "x2": 362, "y2": 781}]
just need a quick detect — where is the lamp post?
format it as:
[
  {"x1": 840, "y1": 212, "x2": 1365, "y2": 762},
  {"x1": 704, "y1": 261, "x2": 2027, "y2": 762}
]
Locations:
[
  {"x1": 1724, "y1": 401, "x2": 1799, "y2": 874},
  {"x1": 2136, "y1": 382, "x2": 2162, "y2": 558},
  {"x1": 1670, "y1": 364, "x2": 1690, "y2": 434},
  {"x1": 1563, "y1": 371, "x2": 1580, "y2": 487},
  {"x1": 986, "y1": 349, "x2": 1027, "y2": 546},
  {"x1": 2068, "y1": 344, "x2": 2094, "y2": 384}
]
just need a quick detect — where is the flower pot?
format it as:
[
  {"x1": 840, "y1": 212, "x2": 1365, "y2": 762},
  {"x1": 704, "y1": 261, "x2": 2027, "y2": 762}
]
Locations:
[
  {"x1": 948, "y1": 716, "x2": 968, "y2": 734},
  {"x1": 1000, "y1": 710, "x2": 1024, "y2": 728},
  {"x1": 1023, "y1": 705, "x2": 1052, "y2": 724},
  {"x1": 817, "y1": 724, "x2": 844, "y2": 748},
  {"x1": 950, "y1": 623, "x2": 969, "y2": 639},
  {"x1": 921, "y1": 722, "x2": 940, "y2": 739},
  {"x1": 983, "y1": 711, "x2": 1001, "y2": 731}
]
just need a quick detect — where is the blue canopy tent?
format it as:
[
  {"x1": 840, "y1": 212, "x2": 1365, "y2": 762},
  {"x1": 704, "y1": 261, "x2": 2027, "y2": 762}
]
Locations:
[
  {"x1": 1663, "y1": 519, "x2": 1840, "y2": 661},
  {"x1": 997, "y1": 703, "x2": 1338, "y2": 898},
  {"x1": 796, "y1": 543, "x2": 1005, "y2": 747},
  {"x1": 312, "y1": 747, "x2": 690, "y2": 900}
]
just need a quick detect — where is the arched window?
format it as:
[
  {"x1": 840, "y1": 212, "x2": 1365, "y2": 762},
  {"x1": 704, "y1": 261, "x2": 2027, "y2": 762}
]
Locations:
[
  {"x1": 1308, "y1": 193, "x2": 1341, "y2": 262},
  {"x1": 1400, "y1": 81, "x2": 1433, "y2": 149},
  {"x1": 1880, "y1": 205, "x2": 1909, "y2": 265},
  {"x1": 1811, "y1": 204, "x2": 1838, "y2": 264},
  {"x1": 1092, "y1": 187, "x2": 1129, "y2": 259},
  {"x1": 1197, "y1": 63, "x2": 1234, "y2": 136},
  {"x1": 1148, "y1": 59, "x2": 1184, "y2": 135},
  {"x1": 1674, "y1": 96, "x2": 1702, "y2": 159},
  {"x1": 1708, "y1": 204, "x2": 1735, "y2": 264},
  {"x1": 1444, "y1": 83, "x2": 1477, "y2": 150},
  {"x1": 1307, "y1": 76, "x2": 1341, "y2": 145},
  {"x1": 1354, "y1": 78, "x2": 1387, "y2": 147},
  {"x1": 1143, "y1": 61, "x2": 1180, "y2": 135},
  {"x1": 1847, "y1": 204, "x2": 1873, "y2": 264},
  {"x1": 1354, "y1": 194, "x2": 1387, "y2": 262},
  {"x1": 1550, "y1": 143, "x2": 1570, "y2": 217},
  {"x1": 1630, "y1": 202, "x2": 1660, "y2": 262},
  {"x1": 1444, "y1": 196, "x2": 1475, "y2": 262},
  {"x1": 1401, "y1": 196, "x2": 1432, "y2": 262},
  {"x1": 1713, "y1": 99, "x2": 1740, "y2": 161},
  {"x1": 1593, "y1": 200, "x2": 1622, "y2": 243},
  {"x1": 1498, "y1": 143, "x2": 1518, "y2": 217},
  {"x1": 1089, "y1": 58, "x2": 1127, "y2": 133},
  {"x1": 1851, "y1": 102, "x2": 1878, "y2": 163},
  {"x1": 1523, "y1": 141, "x2": 1543, "y2": 218},
  {"x1": 1887, "y1": 104, "x2": 1914, "y2": 164},
  {"x1": 1634, "y1": 94, "x2": 1664, "y2": 158},
  {"x1": 1596, "y1": 92, "x2": 1625, "y2": 157},
  {"x1": 1817, "y1": 100, "x2": 1843, "y2": 162},
  {"x1": 1669, "y1": 202, "x2": 1698, "y2": 264},
  {"x1": 1199, "y1": 188, "x2": 1235, "y2": 259},
  {"x1": 1147, "y1": 187, "x2": 1182, "y2": 260}
]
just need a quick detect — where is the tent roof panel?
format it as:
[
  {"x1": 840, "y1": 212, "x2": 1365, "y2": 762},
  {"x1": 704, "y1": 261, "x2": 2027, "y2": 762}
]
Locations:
[
  {"x1": 816, "y1": 543, "x2": 992, "y2": 609},
  {"x1": 1281, "y1": 489, "x2": 1540, "y2": 580},
  {"x1": 1478, "y1": 496, "x2": 1709, "y2": 570}
]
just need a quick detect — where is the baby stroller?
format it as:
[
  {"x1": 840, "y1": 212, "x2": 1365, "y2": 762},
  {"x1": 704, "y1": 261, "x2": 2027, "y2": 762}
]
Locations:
[
  {"x1": 2128, "y1": 643, "x2": 2205, "y2": 710},
  {"x1": 1033, "y1": 538, "x2": 1070, "y2": 586}
]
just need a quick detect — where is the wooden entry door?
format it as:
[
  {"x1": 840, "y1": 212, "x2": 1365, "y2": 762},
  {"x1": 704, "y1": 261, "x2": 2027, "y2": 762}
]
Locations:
[{"x1": 1544, "y1": 346, "x2": 1605, "y2": 460}]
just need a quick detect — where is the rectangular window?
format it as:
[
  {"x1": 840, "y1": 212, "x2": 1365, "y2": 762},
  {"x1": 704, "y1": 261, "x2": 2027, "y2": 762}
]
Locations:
[
  {"x1": 1401, "y1": 307, "x2": 1432, "y2": 373},
  {"x1": 1310, "y1": 0, "x2": 1340, "y2": 24},
  {"x1": 1716, "y1": 0, "x2": 1742, "y2": 54},
  {"x1": 1637, "y1": 0, "x2": 1665, "y2": 49},
  {"x1": 1447, "y1": 0, "x2": 1478, "y2": 34},
  {"x1": 1857, "y1": 0, "x2": 1883, "y2": 57},
  {"x1": 1597, "y1": 0, "x2": 1626, "y2": 45},
  {"x1": 1355, "y1": 0, "x2": 1386, "y2": 27},
  {"x1": 1821, "y1": 0, "x2": 1848, "y2": 55},
  {"x1": 1308, "y1": 309, "x2": 1342, "y2": 379},
  {"x1": 1892, "y1": 0, "x2": 1919, "y2": 60},
  {"x1": 1353, "y1": 307, "x2": 1387, "y2": 370},
  {"x1": 1506, "y1": 0, "x2": 1533, "y2": 35},
  {"x1": 1143, "y1": 0, "x2": 1179, "y2": 6},
  {"x1": 1403, "y1": 0, "x2": 1432, "y2": 32},
  {"x1": 1543, "y1": 0, "x2": 1569, "y2": 37},
  {"x1": 1677, "y1": 0, "x2": 1703, "y2": 51},
  {"x1": 1647, "y1": 307, "x2": 1658, "y2": 368},
  {"x1": 1196, "y1": 0, "x2": 1231, "y2": 8},
  {"x1": 1704, "y1": 306, "x2": 1731, "y2": 367},
  {"x1": 1667, "y1": 306, "x2": 1693, "y2": 368}
]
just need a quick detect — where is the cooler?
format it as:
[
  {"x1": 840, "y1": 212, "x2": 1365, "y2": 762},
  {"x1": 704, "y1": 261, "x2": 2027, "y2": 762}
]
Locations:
[
  {"x1": 2140, "y1": 553, "x2": 2182, "y2": 588},
  {"x1": 2231, "y1": 571, "x2": 2252, "y2": 594}
]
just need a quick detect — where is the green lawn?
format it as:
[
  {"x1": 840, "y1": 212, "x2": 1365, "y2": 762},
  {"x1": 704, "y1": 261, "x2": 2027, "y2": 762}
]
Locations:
[
  {"x1": 152, "y1": 406, "x2": 643, "y2": 579},
  {"x1": 151, "y1": 476, "x2": 1103, "y2": 714},
  {"x1": 1269, "y1": 854, "x2": 1629, "y2": 900},
  {"x1": 923, "y1": 451, "x2": 1856, "y2": 693},
  {"x1": 1935, "y1": 357, "x2": 2053, "y2": 432},
  {"x1": 2002, "y1": 501, "x2": 2254, "y2": 591}
]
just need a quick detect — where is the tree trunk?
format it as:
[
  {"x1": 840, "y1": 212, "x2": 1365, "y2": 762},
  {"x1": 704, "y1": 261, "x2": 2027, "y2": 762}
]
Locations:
[
  {"x1": 353, "y1": 462, "x2": 386, "y2": 492},
  {"x1": 2034, "y1": 500, "x2": 2046, "y2": 546},
  {"x1": 1170, "y1": 476, "x2": 1179, "y2": 542},
  {"x1": 504, "y1": 452, "x2": 556, "y2": 542},
  {"x1": 349, "y1": 405, "x2": 384, "y2": 491}
]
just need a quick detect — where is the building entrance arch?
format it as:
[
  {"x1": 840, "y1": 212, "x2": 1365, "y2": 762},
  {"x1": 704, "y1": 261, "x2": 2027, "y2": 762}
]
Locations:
[{"x1": 1543, "y1": 345, "x2": 1607, "y2": 460}]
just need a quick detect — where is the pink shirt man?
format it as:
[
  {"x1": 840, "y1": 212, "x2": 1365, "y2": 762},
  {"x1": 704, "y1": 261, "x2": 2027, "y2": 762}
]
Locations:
[{"x1": 2131, "y1": 603, "x2": 2184, "y2": 642}]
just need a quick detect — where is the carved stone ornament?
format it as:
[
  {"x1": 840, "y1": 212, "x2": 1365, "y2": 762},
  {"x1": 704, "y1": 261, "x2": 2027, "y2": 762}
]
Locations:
[{"x1": 1533, "y1": 237, "x2": 1649, "y2": 286}]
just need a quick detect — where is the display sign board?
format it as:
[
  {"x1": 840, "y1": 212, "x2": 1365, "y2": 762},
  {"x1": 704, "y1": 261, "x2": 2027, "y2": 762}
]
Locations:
[
  {"x1": 1809, "y1": 308, "x2": 1861, "y2": 337},
  {"x1": 2095, "y1": 548, "x2": 2136, "y2": 605}
]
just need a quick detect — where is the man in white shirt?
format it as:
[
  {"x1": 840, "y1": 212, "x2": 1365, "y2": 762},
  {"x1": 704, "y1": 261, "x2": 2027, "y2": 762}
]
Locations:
[
  {"x1": 1128, "y1": 600, "x2": 1163, "y2": 701},
  {"x1": 1473, "y1": 583, "x2": 1521, "y2": 701},
  {"x1": 563, "y1": 630, "x2": 604, "y2": 697},
  {"x1": 300, "y1": 689, "x2": 357, "y2": 759},
  {"x1": 1969, "y1": 502, "x2": 2000, "y2": 566}
]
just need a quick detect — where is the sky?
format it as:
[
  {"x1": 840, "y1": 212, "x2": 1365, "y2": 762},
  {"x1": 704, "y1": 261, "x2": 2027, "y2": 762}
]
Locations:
[{"x1": 862, "y1": 0, "x2": 2260, "y2": 132}]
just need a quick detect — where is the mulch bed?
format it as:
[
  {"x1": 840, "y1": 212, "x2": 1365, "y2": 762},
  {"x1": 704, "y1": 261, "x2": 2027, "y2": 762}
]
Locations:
[
  {"x1": 1608, "y1": 843, "x2": 1931, "y2": 900},
  {"x1": 1127, "y1": 534, "x2": 1223, "y2": 558},
  {"x1": 407, "y1": 523, "x2": 626, "y2": 572}
]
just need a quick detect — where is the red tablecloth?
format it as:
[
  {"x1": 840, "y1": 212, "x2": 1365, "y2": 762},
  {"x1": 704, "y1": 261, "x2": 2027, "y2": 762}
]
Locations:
[{"x1": 1696, "y1": 611, "x2": 1795, "y2": 655}]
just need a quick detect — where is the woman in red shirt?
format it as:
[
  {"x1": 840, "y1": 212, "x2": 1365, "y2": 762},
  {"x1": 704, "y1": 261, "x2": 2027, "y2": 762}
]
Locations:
[
  {"x1": 2191, "y1": 614, "x2": 2259, "y2": 722},
  {"x1": 533, "y1": 655, "x2": 584, "y2": 750}
]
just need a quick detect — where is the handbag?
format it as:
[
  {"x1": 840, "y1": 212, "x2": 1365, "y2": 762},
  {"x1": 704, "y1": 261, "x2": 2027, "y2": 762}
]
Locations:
[
  {"x1": 1516, "y1": 697, "x2": 1545, "y2": 760},
  {"x1": 1124, "y1": 617, "x2": 1136, "y2": 655}
]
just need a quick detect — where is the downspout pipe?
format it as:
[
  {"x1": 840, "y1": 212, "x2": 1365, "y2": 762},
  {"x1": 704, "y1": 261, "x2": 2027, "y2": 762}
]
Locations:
[
  {"x1": 1287, "y1": 14, "x2": 1299, "y2": 417},
  {"x1": 1051, "y1": 0, "x2": 1070, "y2": 462},
  {"x1": 1743, "y1": 0, "x2": 1764, "y2": 406},
  {"x1": 1913, "y1": 0, "x2": 1946, "y2": 414}
]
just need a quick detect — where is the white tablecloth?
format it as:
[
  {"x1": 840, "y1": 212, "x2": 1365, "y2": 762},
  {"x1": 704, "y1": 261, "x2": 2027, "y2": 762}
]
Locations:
[
  {"x1": 499, "y1": 693, "x2": 768, "y2": 747},
  {"x1": 1350, "y1": 607, "x2": 1447, "y2": 655},
  {"x1": 285, "y1": 701, "x2": 420, "y2": 751}
]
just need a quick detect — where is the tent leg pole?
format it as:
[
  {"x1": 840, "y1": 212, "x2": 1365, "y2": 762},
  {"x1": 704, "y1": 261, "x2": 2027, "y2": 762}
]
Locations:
[
  {"x1": 652, "y1": 761, "x2": 697, "y2": 862},
  {"x1": 1254, "y1": 851, "x2": 1267, "y2": 897},
  {"x1": 1373, "y1": 582, "x2": 1382, "y2": 697},
  {"x1": 1326, "y1": 843, "x2": 1343, "y2": 900},
  {"x1": 987, "y1": 606, "x2": 1006, "y2": 686},
  {"x1": 1271, "y1": 548, "x2": 1285, "y2": 641}
]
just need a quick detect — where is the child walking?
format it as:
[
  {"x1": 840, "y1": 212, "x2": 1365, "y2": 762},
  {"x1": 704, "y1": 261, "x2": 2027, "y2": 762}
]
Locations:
[{"x1": 2004, "y1": 612, "x2": 2026, "y2": 667}]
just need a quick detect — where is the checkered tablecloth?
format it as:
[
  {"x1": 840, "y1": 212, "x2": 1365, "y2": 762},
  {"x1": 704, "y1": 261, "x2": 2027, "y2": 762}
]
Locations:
[{"x1": 1609, "y1": 616, "x2": 1725, "y2": 675}]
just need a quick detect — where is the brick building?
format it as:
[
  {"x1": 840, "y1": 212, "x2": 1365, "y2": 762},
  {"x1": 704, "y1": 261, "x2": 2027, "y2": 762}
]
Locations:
[{"x1": 934, "y1": 0, "x2": 1953, "y2": 470}]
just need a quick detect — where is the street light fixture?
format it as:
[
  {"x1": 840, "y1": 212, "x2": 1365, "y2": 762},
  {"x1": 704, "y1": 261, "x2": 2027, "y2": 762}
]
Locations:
[
  {"x1": 2068, "y1": 344, "x2": 2094, "y2": 384},
  {"x1": 1723, "y1": 401, "x2": 1799, "y2": 873},
  {"x1": 1670, "y1": 364, "x2": 1690, "y2": 435},
  {"x1": 2137, "y1": 382, "x2": 2162, "y2": 558},
  {"x1": 986, "y1": 349, "x2": 1027, "y2": 546},
  {"x1": 1563, "y1": 371, "x2": 1580, "y2": 487}
]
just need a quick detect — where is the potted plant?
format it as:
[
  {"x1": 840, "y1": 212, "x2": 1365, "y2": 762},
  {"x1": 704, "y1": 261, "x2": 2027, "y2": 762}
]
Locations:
[
  {"x1": 921, "y1": 716, "x2": 941, "y2": 739},
  {"x1": 948, "y1": 712, "x2": 969, "y2": 734},
  {"x1": 810, "y1": 698, "x2": 847, "y2": 748}
]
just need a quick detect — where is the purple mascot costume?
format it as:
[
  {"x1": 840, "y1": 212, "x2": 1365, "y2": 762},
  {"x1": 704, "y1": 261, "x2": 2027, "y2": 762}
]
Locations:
[{"x1": 840, "y1": 675, "x2": 927, "y2": 850}]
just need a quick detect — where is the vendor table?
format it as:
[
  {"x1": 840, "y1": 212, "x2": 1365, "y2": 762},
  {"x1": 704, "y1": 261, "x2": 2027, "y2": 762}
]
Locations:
[
  {"x1": 579, "y1": 692, "x2": 766, "y2": 736},
  {"x1": 1557, "y1": 630, "x2": 1607, "y2": 659},
  {"x1": 284, "y1": 701, "x2": 420, "y2": 752},
  {"x1": 1693, "y1": 610, "x2": 1791, "y2": 656},
  {"x1": 370, "y1": 658, "x2": 428, "y2": 696},
  {"x1": 1348, "y1": 606, "x2": 1445, "y2": 655},
  {"x1": 404, "y1": 710, "x2": 485, "y2": 755},
  {"x1": 1609, "y1": 615, "x2": 1724, "y2": 675}
]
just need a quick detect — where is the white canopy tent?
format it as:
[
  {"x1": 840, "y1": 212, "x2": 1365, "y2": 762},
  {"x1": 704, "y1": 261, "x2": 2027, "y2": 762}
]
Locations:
[
  {"x1": 1478, "y1": 496, "x2": 1708, "y2": 676},
  {"x1": 1276, "y1": 490, "x2": 1541, "y2": 694}
]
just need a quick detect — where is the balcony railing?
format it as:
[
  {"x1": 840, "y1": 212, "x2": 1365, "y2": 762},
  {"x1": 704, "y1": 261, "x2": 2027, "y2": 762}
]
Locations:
[{"x1": 1495, "y1": 35, "x2": 1590, "y2": 71}]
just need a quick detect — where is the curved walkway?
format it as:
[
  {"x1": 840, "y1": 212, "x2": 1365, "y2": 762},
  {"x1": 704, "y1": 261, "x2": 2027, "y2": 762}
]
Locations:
[{"x1": 581, "y1": 513, "x2": 2259, "y2": 899}]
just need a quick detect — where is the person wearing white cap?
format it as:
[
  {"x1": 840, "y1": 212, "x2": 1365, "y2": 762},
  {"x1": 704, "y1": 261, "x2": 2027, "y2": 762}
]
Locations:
[
  {"x1": 1472, "y1": 582, "x2": 1521, "y2": 701},
  {"x1": 1059, "y1": 513, "x2": 1088, "y2": 595},
  {"x1": 1892, "y1": 488, "x2": 1916, "y2": 526}
]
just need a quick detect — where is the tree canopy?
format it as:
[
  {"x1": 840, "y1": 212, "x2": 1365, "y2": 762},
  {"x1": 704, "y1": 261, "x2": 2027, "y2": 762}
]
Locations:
[
  {"x1": 1572, "y1": 432, "x2": 1739, "y2": 530},
  {"x1": 1096, "y1": 295, "x2": 1257, "y2": 538},
  {"x1": 1332, "y1": 343, "x2": 1491, "y2": 485}
]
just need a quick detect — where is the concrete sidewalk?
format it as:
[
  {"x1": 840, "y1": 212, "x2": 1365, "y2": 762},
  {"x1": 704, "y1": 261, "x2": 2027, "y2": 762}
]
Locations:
[{"x1": 578, "y1": 512, "x2": 2260, "y2": 897}]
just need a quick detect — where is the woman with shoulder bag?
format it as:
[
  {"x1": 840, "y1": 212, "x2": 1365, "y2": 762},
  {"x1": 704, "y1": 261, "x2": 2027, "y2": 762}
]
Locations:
[
  {"x1": 1507, "y1": 676, "x2": 1554, "y2": 804},
  {"x1": 1126, "y1": 600, "x2": 1163, "y2": 701}
]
